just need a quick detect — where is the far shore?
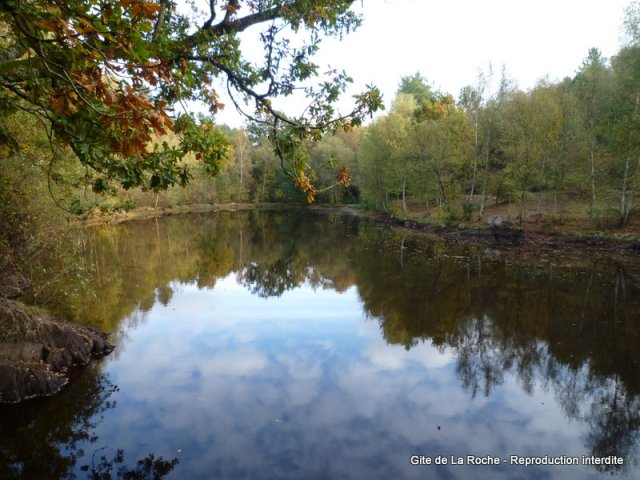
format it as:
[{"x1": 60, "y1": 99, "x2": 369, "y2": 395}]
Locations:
[{"x1": 80, "y1": 202, "x2": 640, "y2": 256}]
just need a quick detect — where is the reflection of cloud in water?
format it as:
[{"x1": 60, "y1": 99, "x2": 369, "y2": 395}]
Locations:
[
  {"x1": 87, "y1": 274, "x2": 628, "y2": 480},
  {"x1": 201, "y1": 349, "x2": 268, "y2": 376},
  {"x1": 360, "y1": 321, "x2": 455, "y2": 370}
]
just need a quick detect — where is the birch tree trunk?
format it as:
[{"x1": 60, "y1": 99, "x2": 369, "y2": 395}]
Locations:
[
  {"x1": 590, "y1": 118, "x2": 597, "y2": 211},
  {"x1": 479, "y1": 134, "x2": 490, "y2": 216},
  {"x1": 401, "y1": 178, "x2": 407, "y2": 214},
  {"x1": 469, "y1": 114, "x2": 479, "y2": 198},
  {"x1": 620, "y1": 90, "x2": 640, "y2": 225}
]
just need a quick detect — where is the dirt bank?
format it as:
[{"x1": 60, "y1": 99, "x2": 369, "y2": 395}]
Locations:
[{"x1": 379, "y1": 214, "x2": 640, "y2": 256}]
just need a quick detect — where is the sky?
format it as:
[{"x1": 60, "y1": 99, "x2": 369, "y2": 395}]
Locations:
[{"x1": 208, "y1": 0, "x2": 632, "y2": 127}]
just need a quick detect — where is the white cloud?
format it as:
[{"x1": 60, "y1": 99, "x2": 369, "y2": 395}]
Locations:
[{"x1": 212, "y1": 0, "x2": 629, "y2": 127}]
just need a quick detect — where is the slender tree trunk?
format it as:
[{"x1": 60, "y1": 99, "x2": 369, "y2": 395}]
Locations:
[
  {"x1": 237, "y1": 130, "x2": 248, "y2": 199},
  {"x1": 590, "y1": 118, "x2": 597, "y2": 210},
  {"x1": 239, "y1": 147, "x2": 244, "y2": 185},
  {"x1": 539, "y1": 153, "x2": 547, "y2": 214},
  {"x1": 620, "y1": 91, "x2": 640, "y2": 225},
  {"x1": 401, "y1": 177, "x2": 407, "y2": 214},
  {"x1": 556, "y1": 126, "x2": 568, "y2": 220},
  {"x1": 435, "y1": 169, "x2": 448, "y2": 212},
  {"x1": 376, "y1": 171, "x2": 387, "y2": 212},
  {"x1": 629, "y1": 155, "x2": 640, "y2": 224},
  {"x1": 469, "y1": 114, "x2": 479, "y2": 199},
  {"x1": 519, "y1": 189, "x2": 527, "y2": 225},
  {"x1": 261, "y1": 162, "x2": 267, "y2": 200},
  {"x1": 623, "y1": 156, "x2": 640, "y2": 224},
  {"x1": 621, "y1": 152, "x2": 632, "y2": 225},
  {"x1": 479, "y1": 134, "x2": 490, "y2": 216}
]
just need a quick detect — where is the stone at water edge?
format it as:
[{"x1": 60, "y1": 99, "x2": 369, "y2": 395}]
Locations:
[{"x1": 0, "y1": 299, "x2": 114, "y2": 403}]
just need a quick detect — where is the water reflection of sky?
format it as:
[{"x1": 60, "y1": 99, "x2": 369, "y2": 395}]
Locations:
[{"x1": 80, "y1": 274, "x2": 632, "y2": 480}]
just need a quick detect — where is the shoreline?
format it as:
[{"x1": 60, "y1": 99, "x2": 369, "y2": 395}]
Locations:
[
  {"x1": 3, "y1": 202, "x2": 637, "y2": 402},
  {"x1": 82, "y1": 202, "x2": 640, "y2": 255},
  {"x1": 379, "y1": 214, "x2": 640, "y2": 256}
]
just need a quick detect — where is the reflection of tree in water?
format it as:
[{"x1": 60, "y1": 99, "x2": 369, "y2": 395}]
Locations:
[
  {"x1": 451, "y1": 315, "x2": 640, "y2": 473},
  {"x1": 0, "y1": 364, "x2": 178, "y2": 479},
  {"x1": 455, "y1": 315, "x2": 505, "y2": 398},
  {"x1": 553, "y1": 362, "x2": 590, "y2": 420},
  {"x1": 0, "y1": 365, "x2": 114, "y2": 479},
  {"x1": 585, "y1": 380, "x2": 640, "y2": 473},
  {"x1": 43, "y1": 210, "x2": 362, "y2": 329},
  {"x1": 81, "y1": 449, "x2": 178, "y2": 479},
  {"x1": 31, "y1": 210, "x2": 640, "y2": 475},
  {"x1": 229, "y1": 216, "x2": 640, "y2": 473},
  {"x1": 156, "y1": 285, "x2": 174, "y2": 307},
  {"x1": 350, "y1": 229, "x2": 640, "y2": 474},
  {"x1": 241, "y1": 258, "x2": 305, "y2": 297}
]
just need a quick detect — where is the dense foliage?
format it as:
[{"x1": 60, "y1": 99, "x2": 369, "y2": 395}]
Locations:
[
  {"x1": 350, "y1": 3, "x2": 640, "y2": 226},
  {"x1": 0, "y1": 0, "x2": 385, "y2": 292},
  {"x1": 3, "y1": 0, "x2": 640, "y2": 279},
  {"x1": 0, "y1": 0, "x2": 382, "y2": 196},
  {"x1": 357, "y1": 46, "x2": 640, "y2": 226}
]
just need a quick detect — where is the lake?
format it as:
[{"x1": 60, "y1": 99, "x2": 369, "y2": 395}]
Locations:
[{"x1": 1, "y1": 209, "x2": 639, "y2": 479}]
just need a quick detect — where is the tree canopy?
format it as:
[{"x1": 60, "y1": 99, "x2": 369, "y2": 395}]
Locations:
[{"x1": 0, "y1": 0, "x2": 382, "y2": 197}]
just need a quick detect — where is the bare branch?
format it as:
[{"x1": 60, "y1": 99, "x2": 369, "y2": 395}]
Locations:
[
  {"x1": 203, "y1": 0, "x2": 217, "y2": 29},
  {"x1": 186, "y1": 4, "x2": 282, "y2": 47}
]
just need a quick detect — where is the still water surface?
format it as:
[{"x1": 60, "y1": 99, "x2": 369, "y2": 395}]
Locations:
[{"x1": 1, "y1": 210, "x2": 640, "y2": 479}]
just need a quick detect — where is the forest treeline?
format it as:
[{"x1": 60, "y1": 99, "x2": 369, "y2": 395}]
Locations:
[
  {"x1": 150, "y1": 38, "x2": 640, "y2": 228},
  {"x1": 9, "y1": 45, "x2": 640, "y2": 228},
  {"x1": 4, "y1": 19, "x2": 640, "y2": 274},
  {"x1": 359, "y1": 46, "x2": 640, "y2": 226}
]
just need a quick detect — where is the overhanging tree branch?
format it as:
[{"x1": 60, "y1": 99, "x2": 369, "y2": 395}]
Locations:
[{"x1": 0, "y1": 0, "x2": 381, "y2": 201}]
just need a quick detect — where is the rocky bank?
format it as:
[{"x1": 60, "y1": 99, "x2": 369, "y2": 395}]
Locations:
[{"x1": 0, "y1": 256, "x2": 114, "y2": 403}]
